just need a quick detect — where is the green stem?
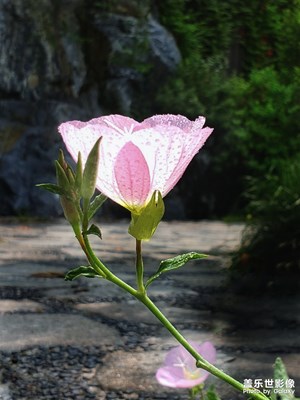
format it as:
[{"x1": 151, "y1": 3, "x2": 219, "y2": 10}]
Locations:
[
  {"x1": 82, "y1": 197, "x2": 90, "y2": 232},
  {"x1": 79, "y1": 229, "x2": 269, "y2": 400},
  {"x1": 71, "y1": 223, "x2": 105, "y2": 278},
  {"x1": 82, "y1": 233, "x2": 138, "y2": 297},
  {"x1": 189, "y1": 388, "x2": 196, "y2": 400},
  {"x1": 199, "y1": 386, "x2": 204, "y2": 400},
  {"x1": 139, "y1": 294, "x2": 269, "y2": 400},
  {"x1": 136, "y1": 240, "x2": 145, "y2": 294}
]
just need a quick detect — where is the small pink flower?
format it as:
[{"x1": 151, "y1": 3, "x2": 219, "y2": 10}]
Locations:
[
  {"x1": 156, "y1": 341, "x2": 216, "y2": 388},
  {"x1": 58, "y1": 114, "x2": 213, "y2": 213}
]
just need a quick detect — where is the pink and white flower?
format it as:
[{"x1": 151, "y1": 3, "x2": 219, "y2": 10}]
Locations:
[
  {"x1": 58, "y1": 114, "x2": 213, "y2": 213},
  {"x1": 156, "y1": 341, "x2": 216, "y2": 388}
]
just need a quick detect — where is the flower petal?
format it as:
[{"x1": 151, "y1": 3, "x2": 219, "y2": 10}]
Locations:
[
  {"x1": 163, "y1": 125, "x2": 213, "y2": 195},
  {"x1": 59, "y1": 114, "x2": 213, "y2": 214},
  {"x1": 156, "y1": 366, "x2": 208, "y2": 388},
  {"x1": 128, "y1": 126, "x2": 184, "y2": 196},
  {"x1": 58, "y1": 121, "x2": 101, "y2": 164},
  {"x1": 139, "y1": 114, "x2": 205, "y2": 132},
  {"x1": 133, "y1": 115, "x2": 213, "y2": 197},
  {"x1": 58, "y1": 114, "x2": 139, "y2": 165},
  {"x1": 156, "y1": 366, "x2": 185, "y2": 388},
  {"x1": 164, "y1": 344, "x2": 189, "y2": 367},
  {"x1": 113, "y1": 142, "x2": 151, "y2": 211},
  {"x1": 195, "y1": 341, "x2": 216, "y2": 364},
  {"x1": 157, "y1": 341, "x2": 216, "y2": 389},
  {"x1": 102, "y1": 114, "x2": 139, "y2": 136}
]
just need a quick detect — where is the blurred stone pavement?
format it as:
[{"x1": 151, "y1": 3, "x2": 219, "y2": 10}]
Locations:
[{"x1": 0, "y1": 220, "x2": 299, "y2": 400}]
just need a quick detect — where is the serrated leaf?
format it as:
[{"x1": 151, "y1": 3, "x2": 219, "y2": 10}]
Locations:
[
  {"x1": 65, "y1": 266, "x2": 102, "y2": 281},
  {"x1": 85, "y1": 224, "x2": 102, "y2": 239},
  {"x1": 36, "y1": 183, "x2": 66, "y2": 196},
  {"x1": 88, "y1": 193, "x2": 107, "y2": 220},
  {"x1": 146, "y1": 252, "x2": 207, "y2": 288}
]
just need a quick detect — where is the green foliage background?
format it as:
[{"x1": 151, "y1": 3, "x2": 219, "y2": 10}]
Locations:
[
  {"x1": 156, "y1": 0, "x2": 300, "y2": 210},
  {"x1": 155, "y1": 0, "x2": 300, "y2": 273}
]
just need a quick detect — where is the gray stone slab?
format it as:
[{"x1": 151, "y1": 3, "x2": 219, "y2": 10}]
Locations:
[
  {"x1": 0, "y1": 263, "x2": 67, "y2": 288},
  {"x1": 0, "y1": 384, "x2": 12, "y2": 400},
  {"x1": 92, "y1": 348, "x2": 300, "y2": 398},
  {"x1": 0, "y1": 220, "x2": 299, "y2": 399},
  {"x1": 0, "y1": 220, "x2": 244, "y2": 265},
  {"x1": 93, "y1": 349, "x2": 168, "y2": 393},
  {"x1": 76, "y1": 301, "x2": 158, "y2": 325},
  {"x1": 0, "y1": 314, "x2": 123, "y2": 351},
  {"x1": 0, "y1": 300, "x2": 44, "y2": 314}
]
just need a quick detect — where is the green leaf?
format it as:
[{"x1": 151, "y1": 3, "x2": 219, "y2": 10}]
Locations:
[
  {"x1": 189, "y1": 384, "x2": 204, "y2": 399},
  {"x1": 88, "y1": 193, "x2": 107, "y2": 220},
  {"x1": 204, "y1": 386, "x2": 222, "y2": 400},
  {"x1": 65, "y1": 266, "x2": 102, "y2": 281},
  {"x1": 36, "y1": 183, "x2": 66, "y2": 196},
  {"x1": 146, "y1": 251, "x2": 207, "y2": 288},
  {"x1": 85, "y1": 223, "x2": 102, "y2": 239},
  {"x1": 128, "y1": 191, "x2": 165, "y2": 241},
  {"x1": 271, "y1": 358, "x2": 297, "y2": 400},
  {"x1": 274, "y1": 357, "x2": 289, "y2": 382},
  {"x1": 82, "y1": 138, "x2": 101, "y2": 200}
]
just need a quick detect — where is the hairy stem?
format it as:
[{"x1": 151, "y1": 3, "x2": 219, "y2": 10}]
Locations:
[
  {"x1": 138, "y1": 294, "x2": 269, "y2": 400},
  {"x1": 82, "y1": 233, "x2": 138, "y2": 297},
  {"x1": 136, "y1": 240, "x2": 145, "y2": 294},
  {"x1": 78, "y1": 228, "x2": 269, "y2": 400}
]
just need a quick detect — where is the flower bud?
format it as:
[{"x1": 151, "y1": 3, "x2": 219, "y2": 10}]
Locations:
[
  {"x1": 60, "y1": 196, "x2": 81, "y2": 226},
  {"x1": 82, "y1": 138, "x2": 101, "y2": 200}
]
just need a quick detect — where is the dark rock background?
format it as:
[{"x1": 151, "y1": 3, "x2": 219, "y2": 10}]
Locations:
[{"x1": 0, "y1": 0, "x2": 211, "y2": 219}]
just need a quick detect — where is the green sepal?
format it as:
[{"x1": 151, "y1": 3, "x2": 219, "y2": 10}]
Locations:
[
  {"x1": 82, "y1": 138, "x2": 101, "y2": 200},
  {"x1": 85, "y1": 223, "x2": 102, "y2": 239},
  {"x1": 145, "y1": 252, "x2": 207, "y2": 288},
  {"x1": 88, "y1": 194, "x2": 107, "y2": 220},
  {"x1": 36, "y1": 183, "x2": 67, "y2": 196},
  {"x1": 58, "y1": 149, "x2": 68, "y2": 170},
  {"x1": 66, "y1": 166, "x2": 76, "y2": 186},
  {"x1": 75, "y1": 151, "x2": 83, "y2": 193},
  {"x1": 65, "y1": 266, "x2": 102, "y2": 281},
  {"x1": 55, "y1": 160, "x2": 70, "y2": 190},
  {"x1": 128, "y1": 191, "x2": 165, "y2": 241}
]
